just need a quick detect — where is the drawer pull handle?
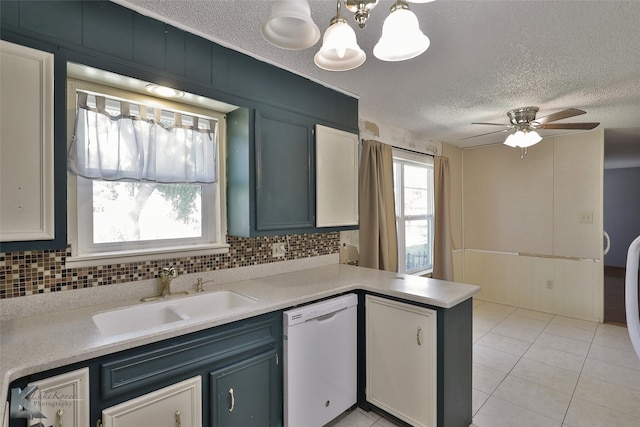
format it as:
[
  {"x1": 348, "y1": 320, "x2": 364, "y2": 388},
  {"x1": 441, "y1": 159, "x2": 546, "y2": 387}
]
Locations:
[
  {"x1": 229, "y1": 388, "x2": 235, "y2": 412},
  {"x1": 56, "y1": 409, "x2": 64, "y2": 427},
  {"x1": 417, "y1": 327, "x2": 423, "y2": 346},
  {"x1": 175, "y1": 410, "x2": 181, "y2": 427}
]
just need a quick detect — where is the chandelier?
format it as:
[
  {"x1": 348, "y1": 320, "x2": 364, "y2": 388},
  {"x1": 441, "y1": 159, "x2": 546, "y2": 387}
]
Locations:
[{"x1": 261, "y1": 0, "x2": 435, "y2": 71}]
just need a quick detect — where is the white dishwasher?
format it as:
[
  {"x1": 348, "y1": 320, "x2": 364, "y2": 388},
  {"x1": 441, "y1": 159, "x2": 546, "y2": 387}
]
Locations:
[{"x1": 283, "y1": 293, "x2": 358, "y2": 427}]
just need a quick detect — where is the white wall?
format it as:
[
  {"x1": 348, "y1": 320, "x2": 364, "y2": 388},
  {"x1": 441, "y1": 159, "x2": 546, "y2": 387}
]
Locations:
[{"x1": 461, "y1": 130, "x2": 604, "y2": 321}]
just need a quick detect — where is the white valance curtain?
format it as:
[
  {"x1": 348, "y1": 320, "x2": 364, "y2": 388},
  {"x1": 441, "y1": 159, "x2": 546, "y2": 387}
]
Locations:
[{"x1": 68, "y1": 91, "x2": 217, "y2": 183}]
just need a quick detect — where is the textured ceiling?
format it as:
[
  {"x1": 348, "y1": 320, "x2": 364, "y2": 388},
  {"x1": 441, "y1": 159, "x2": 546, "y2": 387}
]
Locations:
[{"x1": 113, "y1": 0, "x2": 640, "y2": 157}]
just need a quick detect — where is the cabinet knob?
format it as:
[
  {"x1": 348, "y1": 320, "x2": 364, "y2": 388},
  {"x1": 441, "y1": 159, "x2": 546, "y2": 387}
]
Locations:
[
  {"x1": 175, "y1": 410, "x2": 181, "y2": 427},
  {"x1": 417, "y1": 326, "x2": 423, "y2": 346},
  {"x1": 56, "y1": 409, "x2": 64, "y2": 427},
  {"x1": 228, "y1": 388, "x2": 235, "y2": 412}
]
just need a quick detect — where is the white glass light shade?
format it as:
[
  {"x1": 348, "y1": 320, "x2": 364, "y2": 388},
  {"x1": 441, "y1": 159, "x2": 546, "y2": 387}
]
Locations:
[
  {"x1": 314, "y1": 21, "x2": 366, "y2": 71},
  {"x1": 373, "y1": 7, "x2": 430, "y2": 61},
  {"x1": 261, "y1": 0, "x2": 320, "y2": 50},
  {"x1": 504, "y1": 131, "x2": 522, "y2": 148},
  {"x1": 522, "y1": 130, "x2": 542, "y2": 147},
  {"x1": 504, "y1": 130, "x2": 542, "y2": 148}
]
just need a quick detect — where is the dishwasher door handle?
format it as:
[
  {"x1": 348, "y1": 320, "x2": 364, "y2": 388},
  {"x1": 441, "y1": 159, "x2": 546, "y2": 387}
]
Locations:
[{"x1": 308, "y1": 306, "x2": 348, "y2": 322}]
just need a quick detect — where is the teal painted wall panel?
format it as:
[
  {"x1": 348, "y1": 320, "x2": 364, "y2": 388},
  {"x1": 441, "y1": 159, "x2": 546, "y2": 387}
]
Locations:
[
  {"x1": 132, "y1": 14, "x2": 166, "y2": 70},
  {"x1": 165, "y1": 24, "x2": 186, "y2": 76},
  {"x1": 185, "y1": 32, "x2": 212, "y2": 85},
  {"x1": 0, "y1": 1, "x2": 19, "y2": 28},
  {"x1": 82, "y1": 1, "x2": 134, "y2": 60},
  {"x1": 19, "y1": 0, "x2": 82, "y2": 44}
]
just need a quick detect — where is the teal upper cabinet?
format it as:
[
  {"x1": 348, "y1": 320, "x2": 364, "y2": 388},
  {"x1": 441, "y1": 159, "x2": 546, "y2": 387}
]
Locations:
[
  {"x1": 255, "y1": 108, "x2": 315, "y2": 233},
  {"x1": 227, "y1": 107, "x2": 315, "y2": 237}
]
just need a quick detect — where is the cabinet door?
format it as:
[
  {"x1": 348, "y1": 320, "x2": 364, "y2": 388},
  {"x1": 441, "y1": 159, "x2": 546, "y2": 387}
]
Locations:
[
  {"x1": 255, "y1": 109, "x2": 314, "y2": 231},
  {"x1": 27, "y1": 368, "x2": 89, "y2": 427},
  {"x1": 210, "y1": 350, "x2": 279, "y2": 427},
  {"x1": 101, "y1": 376, "x2": 202, "y2": 427},
  {"x1": 315, "y1": 125, "x2": 359, "y2": 227},
  {"x1": 366, "y1": 295, "x2": 437, "y2": 427},
  {"x1": 0, "y1": 40, "x2": 55, "y2": 242}
]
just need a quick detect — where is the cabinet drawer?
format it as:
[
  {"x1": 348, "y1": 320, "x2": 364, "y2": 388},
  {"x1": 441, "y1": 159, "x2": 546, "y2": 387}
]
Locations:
[
  {"x1": 101, "y1": 314, "x2": 279, "y2": 399},
  {"x1": 101, "y1": 376, "x2": 201, "y2": 427}
]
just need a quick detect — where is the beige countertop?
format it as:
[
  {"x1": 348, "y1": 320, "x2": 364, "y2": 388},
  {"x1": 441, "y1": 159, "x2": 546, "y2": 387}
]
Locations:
[{"x1": 0, "y1": 263, "x2": 479, "y2": 424}]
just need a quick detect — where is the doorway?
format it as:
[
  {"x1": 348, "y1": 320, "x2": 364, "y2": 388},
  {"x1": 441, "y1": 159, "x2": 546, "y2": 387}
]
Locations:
[{"x1": 603, "y1": 128, "x2": 640, "y2": 324}]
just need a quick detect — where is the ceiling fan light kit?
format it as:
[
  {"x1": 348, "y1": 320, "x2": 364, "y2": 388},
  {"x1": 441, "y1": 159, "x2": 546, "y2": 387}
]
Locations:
[
  {"x1": 467, "y1": 106, "x2": 600, "y2": 157},
  {"x1": 262, "y1": 0, "x2": 434, "y2": 71}
]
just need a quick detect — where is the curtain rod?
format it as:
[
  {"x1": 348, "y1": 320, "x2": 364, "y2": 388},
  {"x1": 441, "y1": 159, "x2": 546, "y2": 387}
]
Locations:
[{"x1": 360, "y1": 139, "x2": 436, "y2": 157}]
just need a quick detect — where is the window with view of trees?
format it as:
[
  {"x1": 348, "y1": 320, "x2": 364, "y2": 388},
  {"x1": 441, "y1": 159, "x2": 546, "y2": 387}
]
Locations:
[
  {"x1": 393, "y1": 150, "x2": 434, "y2": 274},
  {"x1": 66, "y1": 78, "x2": 227, "y2": 261}
]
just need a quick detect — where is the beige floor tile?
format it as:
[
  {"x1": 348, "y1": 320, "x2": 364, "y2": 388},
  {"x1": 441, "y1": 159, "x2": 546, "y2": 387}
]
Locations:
[
  {"x1": 328, "y1": 408, "x2": 380, "y2": 427},
  {"x1": 475, "y1": 332, "x2": 532, "y2": 357},
  {"x1": 587, "y1": 342, "x2": 640, "y2": 371},
  {"x1": 574, "y1": 375, "x2": 640, "y2": 419},
  {"x1": 596, "y1": 322, "x2": 629, "y2": 338},
  {"x1": 473, "y1": 363, "x2": 508, "y2": 394},
  {"x1": 472, "y1": 388, "x2": 490, "y2": 416},
  {"x1": 534, "y1": 332, "x2": 591, "y2": 356},
  {"x1": 523, "y1": 343, "x2": 586, "y2": 373},
  {"x1": 473, "y1": 343, "x2": 520, "y2": 373},
  {"x1": 493, "y1": 375, "x2": 572, "y2": 422},
  {"x1": 592, "y1": 328, "x2": 635, "y2": 352},
  {"x1": 542, "y1": 323, "x2": 596, "y2": 343},
  {"x1": 473, "y1": 396, "x2": 561, "y2": 427},
  {"x1": 513, "y1": 307, "x2": 555, "y2": 322},
  {"x1": 580, "y1": 358, "x2": 640, "y2": 392},
  {"x1": 564, "y1": 396, "x2": 640, "y2": 427},
  {"x1": 491, "y1": 322, "x2": 542, "y2": 343},
  {"x1": 510, "y1": 358, "x2": 579, "y2": 395},
  {"x1": 473, "y1": 317, "x2": 499, "y2": 332},
  {"x1": 501, "y1": 314, "x2": 550, "y2": 333},
  {"x1": 549, "y1": 316, "x2": 597, "y2": 332}
]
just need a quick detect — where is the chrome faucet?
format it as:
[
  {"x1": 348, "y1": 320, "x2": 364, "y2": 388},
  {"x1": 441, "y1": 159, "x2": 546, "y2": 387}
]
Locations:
[
  {"x1": 141, "y1": 267, "x2": 188, "y2": 302},
  {"x1": 160, "y1": 267, "x2": 179, "y2": 297}
]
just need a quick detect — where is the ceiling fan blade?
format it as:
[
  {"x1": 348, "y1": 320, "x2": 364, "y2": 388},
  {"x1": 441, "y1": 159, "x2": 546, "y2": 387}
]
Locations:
[
  {"x1": 535, "y1": 108, "x2": 586, "y2": 124},
  {"x1": 459, "y1": 128, "x2": 511, "y2": 140},
  {"x1": 540, "y1": 122, "x2": 600, "y2": 130},
  {"x1": 471, "y1": 122, "x2": 508, "y2": 126}
]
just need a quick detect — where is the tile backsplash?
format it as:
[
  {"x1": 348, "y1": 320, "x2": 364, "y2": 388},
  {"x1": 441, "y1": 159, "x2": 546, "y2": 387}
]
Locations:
[{"x1": 0, "y1": 232, "x2": 340, "y2": 299}]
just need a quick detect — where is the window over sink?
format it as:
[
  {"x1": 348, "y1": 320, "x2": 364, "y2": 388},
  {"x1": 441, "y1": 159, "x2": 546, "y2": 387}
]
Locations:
[{"x1": 66, "y1": 64, "x2": 235, "y2": 266}]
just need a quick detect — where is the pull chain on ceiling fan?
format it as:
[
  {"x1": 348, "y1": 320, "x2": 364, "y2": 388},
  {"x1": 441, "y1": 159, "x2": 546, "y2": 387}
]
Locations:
[{"x1": 462, "y1": 106, "x2": 600, "y2": 157}]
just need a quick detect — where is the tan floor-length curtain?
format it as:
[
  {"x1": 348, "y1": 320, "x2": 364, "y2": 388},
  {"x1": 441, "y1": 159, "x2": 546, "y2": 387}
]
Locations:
[
  {"x1": 433, "y1": 155, "x2": 454, "y2": 280},
  {"x1": 359, "y1": 140, "x2": 398, "y2": 272}
]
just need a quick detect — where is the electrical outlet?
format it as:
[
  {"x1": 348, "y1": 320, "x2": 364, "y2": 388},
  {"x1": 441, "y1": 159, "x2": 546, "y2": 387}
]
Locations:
[
  {"x1": 272, "y1": 243, "x2": 286, "y2": 258},
  {"x1": 579, "y1": 211, "x2": 593, "y2": 223},
  {"x1": 546, "y1": 280, "x2": 553, "y2": 289}
]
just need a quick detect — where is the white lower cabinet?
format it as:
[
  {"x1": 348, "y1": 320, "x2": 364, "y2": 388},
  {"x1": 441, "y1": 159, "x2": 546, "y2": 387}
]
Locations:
[
  {"x1": 366, "y1": 295, "x2": 437, "y2": 427},
  {"x1": 101, "y1": 376, "x2": 202, "y2": 427},
  {"x1": 28, "y1": 367, "x2": 90, "y2": 427}
]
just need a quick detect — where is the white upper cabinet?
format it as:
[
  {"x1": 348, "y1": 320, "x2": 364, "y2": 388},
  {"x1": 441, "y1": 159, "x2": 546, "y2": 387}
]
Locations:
[
  {"x1": 0, "y1": 40, "x2": 55, "y2": 242},
  {"x1": 315, "y1": 125, "x2": 359, "y2": 227}
]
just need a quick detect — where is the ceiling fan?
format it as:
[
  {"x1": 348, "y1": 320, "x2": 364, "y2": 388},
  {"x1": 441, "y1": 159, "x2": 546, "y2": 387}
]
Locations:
[{"x1": 463, "y1": 106, "x2": 600, "y2": 156}]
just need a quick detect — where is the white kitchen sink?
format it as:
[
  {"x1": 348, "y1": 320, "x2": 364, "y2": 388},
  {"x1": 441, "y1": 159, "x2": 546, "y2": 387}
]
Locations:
[{"x1": 92, "y1": 290, "x2": 258, "y2": 336}]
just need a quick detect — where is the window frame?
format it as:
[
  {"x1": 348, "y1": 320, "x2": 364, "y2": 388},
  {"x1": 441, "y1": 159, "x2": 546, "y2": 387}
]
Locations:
[
  {"x1": 66, "y1": 78, "x2": 229, "y2": 267},
  {"x1": 393, "y1": 149, "x2": 435, "y2": 276}
]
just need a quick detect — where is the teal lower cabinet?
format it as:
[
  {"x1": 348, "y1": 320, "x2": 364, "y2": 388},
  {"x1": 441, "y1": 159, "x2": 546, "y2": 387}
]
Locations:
[{"x1": 210, "y1": 350, "x2": 280, "y2": 427}]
